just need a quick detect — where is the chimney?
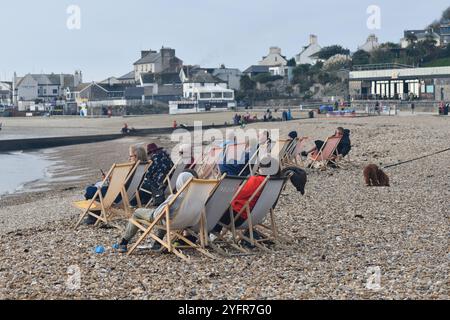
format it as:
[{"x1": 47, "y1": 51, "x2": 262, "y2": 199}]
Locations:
[
  {"x1": 269, "y1": 47, "x2": 281, "y2": 54},
  {"x1": 161, "y1": 47, "x2": 175, "y2": 69},
  {"x1": 310, "y1": 34, "x2": 318, "y2": 45},
  {"x1": 74, "y1": 70, "x2": 82, "y2": 87},
  {"x1": 141, "y1": 50, "x2": 151, "y2": 58}
]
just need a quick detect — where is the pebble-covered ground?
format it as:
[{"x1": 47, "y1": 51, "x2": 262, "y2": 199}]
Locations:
[{"x1": 0, "y1": 115, "x2": 448, "y2": 299}]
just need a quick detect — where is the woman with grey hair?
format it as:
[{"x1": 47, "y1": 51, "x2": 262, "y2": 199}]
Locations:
[{"x1": 82, "y1": 144, "x2": 148, "y2": 225}]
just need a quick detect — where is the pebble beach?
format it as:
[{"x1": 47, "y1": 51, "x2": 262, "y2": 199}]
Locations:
[{"x1": 0, "y1": 113, "x2": 448, "y2": 300}]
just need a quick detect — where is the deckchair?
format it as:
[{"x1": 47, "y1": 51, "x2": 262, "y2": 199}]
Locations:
[
  {"x1": 239, "y1": 141, "x2": 271, "y2": 176},
  {"x1": 221, "y1": 177, "x2": 288, "y2": 252},
  {"x1": 196, "y1": 145, "x2": 224, "y2": 179},
  {"x1": 278, "y1": 138, "x2": 299, "y2": 169},
  {"x1": 218, "y1": 142, "x2": 248, "y2": 176},
  {"x1": 308, "y1": 136, "x2": 342, "y2": 169},
  {"x1": 118, "y1": 161, "x2": 152, "y2": 209},
  {"x1": 223, "y1": 142, "x2": 247, "y2": 164},
  {"x1": 73, "y1": 161, "x2": 137, "y2": 229},
  {"x1": 165, "y1": 159, "x2": 187, "y2": 195},
  {"x1": 127, "y1": 178, "x2": 220, "y2": 261},
  {"x1": 189, "y1": 175, "x2": 246, "y2": 247},
  {"x1": 284, "y1": 137, "x2": 310, "y2": 167}
]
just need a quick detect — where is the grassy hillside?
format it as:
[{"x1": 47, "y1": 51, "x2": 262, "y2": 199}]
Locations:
[{"x1": 424, "y1": 57, "x2": 450, "y2": 67}]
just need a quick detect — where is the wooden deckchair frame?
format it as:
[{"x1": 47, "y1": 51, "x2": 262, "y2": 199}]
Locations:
[
  {"x1": 215, "y1": 176, "x2": 289, "y2": 254},
  {"x1": 282, "y1": 137, "x2": 310, "y2": 167},
  {"x1": 238, "y1": 140, "x2": 271, "y2": 176},
  {"x1": 196, "y1": 145, "x2": 224, "y2": 179},
  {"x1": 183, "y1": 175, "x2": 245, "y2": 251},
  {"x1": 118, "y1": 160, "x2": 152, "y2": 210},
  {"x1": 279, "y1": 138, "x2": 298, "y2": 169},
  {"x1": 73, "y1": 161, "x2": 137, "y2": 229},
  {"x1": 218, "y1": 142, "x2": 248, "y2": 175},
  {"x1": 127, "y1": 178, "x2": 220, "y2": 261},
  {"x1": 308, "y1": 136, "x2": 342, "y2": 169}
]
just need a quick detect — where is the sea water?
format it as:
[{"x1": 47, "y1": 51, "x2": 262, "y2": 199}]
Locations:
[{"x1": 0, "y1": 152, "x2": 51, "y2": 197}]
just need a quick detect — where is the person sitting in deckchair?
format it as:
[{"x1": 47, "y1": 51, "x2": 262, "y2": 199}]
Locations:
[
  {"x1": 301, "y1": 127, "x2": 351, "y2": 158},
  {"x1": 115, "y1": 172, "x2": 195, "y2": 253},
  {"x1": 212, "y1": 156, "x2": 278, "y2": 235},
  {"x1": 138, "y1": 143, "x2": 174, "y2": 206},
  {"x1": 218, "y1": 138, "x2": 255, "y2": 177},
  {"x1": 178, "y1": 143, "x2": 195, "y2": 169},
  {"x1": 82, "y1": 144, "x2": 147, "y2": 225}
]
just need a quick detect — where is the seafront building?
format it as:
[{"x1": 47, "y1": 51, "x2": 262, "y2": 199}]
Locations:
[
  {"x1": 349, "y1": 65, "x2": 450, "y2": 101},
  {"x1": 0, "y1": 82, "x2": 12, "y2": 105}
]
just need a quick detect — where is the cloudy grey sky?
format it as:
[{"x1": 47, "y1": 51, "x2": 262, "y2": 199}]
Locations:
[{"x1": 0, "y1": 0, "x2": 448, "y2": 82}]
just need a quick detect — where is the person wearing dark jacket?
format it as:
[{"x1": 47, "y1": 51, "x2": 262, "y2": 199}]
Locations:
[
  {"x1": 139, "y1": 143, "x2": 174, "y2": 206},
  {"x1": 301, "y1": 127, "x2": 351, "y2": 158},
  {"x1": 336, "y1": 128, "x2": 351, "y2": 157}
]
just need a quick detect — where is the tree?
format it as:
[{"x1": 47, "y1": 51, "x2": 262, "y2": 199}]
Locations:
[
  {"x1": 285, "y1": 85, "x2": 294, "y2": 97},
  {"x1": 323, "y1": 54, "x2": 352, "y2": 71},
  {"x1": 370, "y1": 48, "x2": 396, "y2": 64},
  {"x1": 379, "y1": 42, "x2": 401, "y2": 49},
  {"x1": 293, "y1": 64, "x2": 311, "y2": 76},
  {"x1": 266, "y1": 82, "x2": 274, "y2": 94},
  {"x1": 240, "y1": 75, "x2": 256, "y2": 92},
  {"x1": 442, "y1": 6, "x2": 450, "y2": 21},
  {"x1": 286, "y1": 58, "x2": 296, "y2": 67},
  {"x1": 318, "y1": 45, "x2": 350, "y2": 60},
  {"x1": 352, "y1": 50, "x2": 371, "y2": 65},
  {"x1": 253, "y1": 73, "x2": 282, "y2": 84},
  {"x1": 405, "y1": 33, "x2": 418, "y2": 45}
]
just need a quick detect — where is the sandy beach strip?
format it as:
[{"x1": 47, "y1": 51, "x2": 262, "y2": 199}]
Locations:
[{"x1": 0, "y1": 114, "x2": 448, "y2": 299}]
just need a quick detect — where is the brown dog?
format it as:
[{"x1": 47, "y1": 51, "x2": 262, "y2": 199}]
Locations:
[{"x1": 363, "y1": 164, "x2": 390, "y2": 187}]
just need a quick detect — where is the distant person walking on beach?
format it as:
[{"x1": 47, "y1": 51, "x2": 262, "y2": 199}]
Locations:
[{"x1": 411, "y1": 103, "x2": 415, "y2": 114}]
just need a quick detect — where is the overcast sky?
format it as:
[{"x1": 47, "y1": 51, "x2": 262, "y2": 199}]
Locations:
[{"x1": 0, "y1": 0, "x2": 448, "y2": 82}]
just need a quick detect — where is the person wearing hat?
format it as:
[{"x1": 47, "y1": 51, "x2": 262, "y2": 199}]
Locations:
[
  {"x1": 212, "y1": 156, "x2": 279, "y2": 236},
  {"x1": 139, "y1": 143, "x2": 174, "y2": 206}
]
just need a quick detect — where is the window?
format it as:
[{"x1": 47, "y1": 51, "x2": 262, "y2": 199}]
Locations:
[
  {"x1": 426, "y1": 85, "x2": 434, "y2": 94},
  {"x1": 212, "y1": 92, "x2": 222, "y2": 99},
  {"x1": 200, "y1": 93, "x2": 211, "y2": 99},
  {"x1": 223, "y1": 92, "x2": 233, "y2": 99},
  {"x1": 53, "y1": 89, "x2": 58, "y2": 94}
]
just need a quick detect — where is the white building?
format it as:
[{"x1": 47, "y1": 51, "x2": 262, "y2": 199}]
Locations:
[
  {"x1": 0, "y1": 82, "x2": 12, "y2": 105},
  {"x1": 400, "y1": 30, "x2": 441, "y2": 49},
  {"x1": 295, "y1": 35, "x2": 322, "y2": 65},
  {"x1": 205, "y1": 65, "x2": 242, "y2": 91},
  {"x1": 358, "y1": 34, "x2": 380, "y2": 52},
  {"x1": 15, "y1": 71, "x2": 82, "y2": 103},
  {"x1": 182, "y1": 71, "x2": 234, "y2": 101},
  {"x1": 268, "y1": 66, "x2": 294, "y2": 82},
  {"x1": 133, "y1": 47, "x2": 183, "y2": 81},
  {"x1": 259, "y1": 47, "x2": 287, "y2": 67},
  {"x1": 170, "y1": 69, "x2": 235, "y2": 114}
]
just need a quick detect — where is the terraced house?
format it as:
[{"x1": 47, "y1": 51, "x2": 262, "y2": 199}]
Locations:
[
  {"x1": 133, "y1": 47, "x2": 183, "y2": 81},
  {"x1": 15, "y1": 71, "x2": 82, "y2": 103}
]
